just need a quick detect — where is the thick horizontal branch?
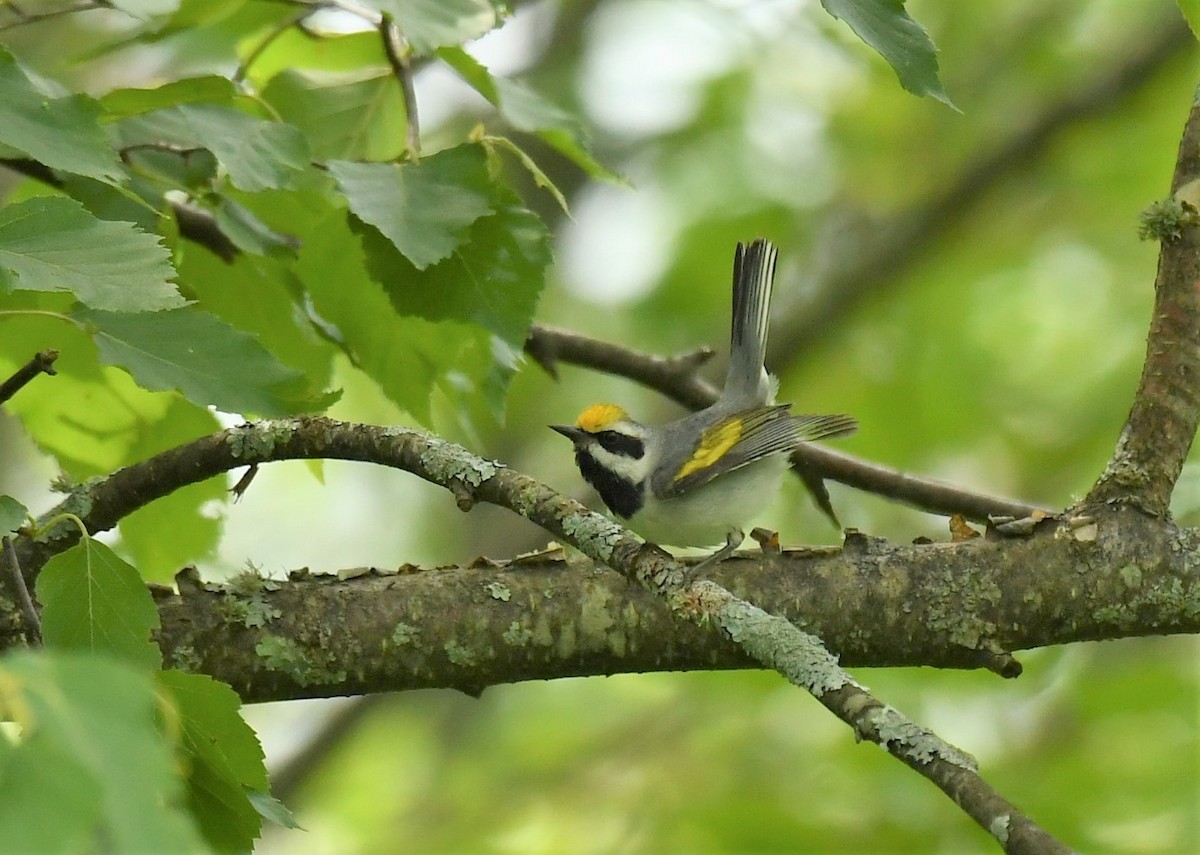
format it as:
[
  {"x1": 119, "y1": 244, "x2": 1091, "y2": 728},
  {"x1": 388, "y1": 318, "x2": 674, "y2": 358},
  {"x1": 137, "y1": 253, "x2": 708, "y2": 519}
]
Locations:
[{"x1": 12, "y1": 504, "x2": 1163, "y2": 704}]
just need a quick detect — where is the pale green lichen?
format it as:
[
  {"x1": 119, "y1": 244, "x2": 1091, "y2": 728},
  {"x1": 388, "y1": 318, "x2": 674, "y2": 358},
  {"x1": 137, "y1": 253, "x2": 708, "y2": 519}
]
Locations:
[
  {"x1": 1138, "y1": 197, "x2": 1199, "y2": 242},
  {"x1": 870, "y1": 706, "x2": 978, "y2": 770},
  {"x1": 502, "y1": 621, "x2": 533, "y2": 647},
  {"x1": 169, "y1": 642, "x2": 203, "y2": 673},
  {"x1": 989, "y1": 814, "x2": 1011, "y2": 845},
  {"x1": 1118, "y1": 563, "x2": 1143, "y2": 588},
  {"x1": 444, "y1": 640, "x2": 476, "y2": 667},
  {"x1": 485, "y1": 581, "x2": 511, "y2": 602},
  {"x1": 256, "y1": 634, "x2": 346, "y2": 687},
  {"x1": 390, "y1": 622, "x2": 420, "y2": 646},
  {"x1": 227, "y1": 421, "x2": 297, "y2": 460},
  {"x1": 219, "y1": 568, "x2": 283, "y2": 628}
]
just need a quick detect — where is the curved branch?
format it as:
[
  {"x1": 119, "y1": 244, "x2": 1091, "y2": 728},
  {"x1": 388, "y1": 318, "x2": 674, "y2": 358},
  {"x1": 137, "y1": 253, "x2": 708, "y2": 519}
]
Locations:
[
  {"x1": 527, "y1": 324, "x2": 1049, "y2": 522},
  {"x1": 1087, "y1": 95, "x2": 1200, "y2": 514}
]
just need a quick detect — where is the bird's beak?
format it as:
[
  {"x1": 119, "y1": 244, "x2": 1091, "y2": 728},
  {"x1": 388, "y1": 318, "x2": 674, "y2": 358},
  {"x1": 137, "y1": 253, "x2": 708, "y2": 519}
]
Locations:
[{"x1": 549, "y1": 424, "x2": 585, "y2": 442}]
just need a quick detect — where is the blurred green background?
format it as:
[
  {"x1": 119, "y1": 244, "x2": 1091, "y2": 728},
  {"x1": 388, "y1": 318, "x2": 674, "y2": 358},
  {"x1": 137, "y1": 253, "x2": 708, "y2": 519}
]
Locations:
[{"x1": 1, "y1": 1, "x2": 1198, "y2": 852}]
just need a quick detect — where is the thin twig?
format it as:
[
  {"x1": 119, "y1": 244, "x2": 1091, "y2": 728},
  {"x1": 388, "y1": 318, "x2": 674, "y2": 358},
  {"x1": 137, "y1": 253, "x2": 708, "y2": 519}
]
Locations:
[
  {"x1": 2, "y1": 536, "x2": 40, "y2": 646},
  {"x1": 526, "y1": 325, "x2": 1049, "y2": 522},
  {"x1": 0, "y1": 349, "x2": 59, "y2": 407},
  {"x1": 234, "y1": 7, "x2": 313, "y2": 85},
  {"x1": 380, "y1": 14, "x2": 421, "y2": 161}
]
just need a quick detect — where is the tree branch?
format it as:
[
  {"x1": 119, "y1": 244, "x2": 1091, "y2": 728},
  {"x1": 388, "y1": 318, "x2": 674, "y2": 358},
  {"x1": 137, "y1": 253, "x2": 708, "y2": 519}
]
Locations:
[
  {"x1": 1087, "y1": 92, "x2": 1200, "y2": 514},
  {"x1": 526, "y1": 324, "x2": 1049, "y2": 522},
  {"x1": 0, "y1": 348, "x2": 58, "y2": 406}
]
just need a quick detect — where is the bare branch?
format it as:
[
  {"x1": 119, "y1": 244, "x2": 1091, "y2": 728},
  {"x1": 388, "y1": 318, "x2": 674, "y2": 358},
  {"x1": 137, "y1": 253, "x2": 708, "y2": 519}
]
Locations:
[
  {"x1": 1, "y1": 536, "x2": 40, "y2": 646},
  {"x1": 0, "y1": 349, "x2": 58, "y2": 407},
  {"x1": 380, "y1": 14, "x2": 421, "y2": 161},
  {"x1": 1087, "y1": 93, "x2": 1200, "y2": 514}
]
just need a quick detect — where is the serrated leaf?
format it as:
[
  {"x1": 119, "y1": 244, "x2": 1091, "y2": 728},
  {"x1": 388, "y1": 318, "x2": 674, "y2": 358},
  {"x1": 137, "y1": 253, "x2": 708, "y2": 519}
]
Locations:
[
  {"x1": 821, "y1": 0, "x2": 953, "y2": 106},
  {"x1": 262, "y1": 68, "x2": 407, "y2": 161},
  {"x1": 115, "y1": 103, "x2": 309, "y2": 191},
  {"x1": 0, "y1": 652, "x2": 207, "y2": 854},
  {"x1": 214, "y1": 197, "x2": 300, "y2": 258},
  {"x1": 74, "y1": 306, "x2": 314, "y2": 416},
  {"x1": 438, "y1": 49, "x2": 617, "y2": 182},
  {"x1": 248, "y1": 790, "x2": 302, "y2": 830},
  {"x1": 368, "y1": 0, "x2": 501, "y2": 54},
  {"x1": 360, "y1": 192, "x2": 550, "y2": 347},
  {"x1": 158, "y1": 670, "x2": 271, "y2": 852},
  {"x1": 36, "y1": 537, "x2": 162, "y2": 670},
  {"x1": 0, "y1": 496, "x2": 27, "y2": 537},
  {"x1": 0, "y1": 49, "x2": 123, "y2": 182},
  {"x1": 330, "y1": 144, "x2": 494, "y2": 269},
  {"x1": 484, "y1": 135, "x2": 570, "y2": 215},
  {"x1": 0, "y1": 196, "x2": 183, "y2": 312}
]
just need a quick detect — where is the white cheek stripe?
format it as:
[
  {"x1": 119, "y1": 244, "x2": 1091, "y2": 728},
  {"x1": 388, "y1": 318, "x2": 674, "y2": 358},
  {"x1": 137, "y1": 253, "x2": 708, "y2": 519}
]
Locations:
[{"x1": 586, "y1": 444, "x2": 653, "y2": 484}]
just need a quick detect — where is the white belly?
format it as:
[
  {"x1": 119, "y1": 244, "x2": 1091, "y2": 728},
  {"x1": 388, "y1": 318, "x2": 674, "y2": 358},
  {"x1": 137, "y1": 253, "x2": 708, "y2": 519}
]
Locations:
[{"x1": 625, "y1": 454, "x2": 791, "y2": 547}]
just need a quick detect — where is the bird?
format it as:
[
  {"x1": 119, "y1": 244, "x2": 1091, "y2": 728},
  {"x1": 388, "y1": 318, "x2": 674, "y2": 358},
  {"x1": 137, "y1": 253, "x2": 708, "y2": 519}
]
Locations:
[{"x1": 551, "y1": 238, "x2": 856, "y2": 568}]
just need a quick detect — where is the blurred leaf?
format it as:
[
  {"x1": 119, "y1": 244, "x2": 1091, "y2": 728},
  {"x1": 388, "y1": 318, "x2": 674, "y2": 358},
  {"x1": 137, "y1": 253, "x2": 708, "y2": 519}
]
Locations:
[
  {"x1": 100, "y1": 75, "x2": 236, "y2": 117},
  {"x1": 0, "y1": 652, "x2": 206, "y2": 854},
  {"x1": 117, "y1": 398, "x2": 223, "y2": 583},
  {"x1": 821, "y1": 0, "x2": 953, "y2": 106},
  {"x1": 0, "y1": 48, "x2": 123, "y2": 183},
  {"x1": 0, "y1": 196, "x2": 182, "y2": 312},
  {"x1": 361, "y1": 189, "x2": 550, "y2": 348},
  {"x1": 330, "y1": 144, "x2": 494, "y2": 269},
  {"x1": 158, "y1": 670, "x2": 269, "y2": 853},
  {"x1": 115, "y1": 104, "x2": 309, "y2": 191},
  {"x1": 0, "y1": 496, "x2": 27, "y2": 537},
  {"x1": 109, "y1": 0, "x2": 180, "y2": 21},
  {"x1": 36, "y1": 537, "x2": 162, "y2": 670},
  {"x1": 214, "y1": 197, "x2": 301, "y2": 258},
  {"x1": 483, "y1": 135, "x2": 571, "y2": 215},
  {"x1": 74, "y1": 306, "x2": 315, "y2": 416},
  {"x1": 1181, "y1": 1, "x2": 1200, "y2": 40},
  {"x1": 262, "y1": 68, "x2": 407, "y2": 161},
  {"x1": 439, "y1": 48, "x2": 618, "y2": 182},
  {"x1": 369, "y1": 0, "x2": 502, "y2": 54},
  {"x1": 248, "y1": 790, "x2": 302, "y2": 829}
]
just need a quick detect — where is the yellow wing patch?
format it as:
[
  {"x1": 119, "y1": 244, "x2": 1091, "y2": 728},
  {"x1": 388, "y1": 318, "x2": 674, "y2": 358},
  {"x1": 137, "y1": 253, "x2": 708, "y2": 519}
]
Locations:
[
  {"x1": 674, "y1": 417, "x2": 743, "y2": 482},
  {"x1": 576, "y1": 403, "x2": 628, "y2": 432}
]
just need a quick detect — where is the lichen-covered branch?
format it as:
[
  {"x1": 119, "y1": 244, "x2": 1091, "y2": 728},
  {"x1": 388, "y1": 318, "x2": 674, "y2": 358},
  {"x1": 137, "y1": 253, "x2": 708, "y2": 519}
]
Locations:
[{"x1": 1087, "y1": 92, "x2": 1200, "y2": 514}]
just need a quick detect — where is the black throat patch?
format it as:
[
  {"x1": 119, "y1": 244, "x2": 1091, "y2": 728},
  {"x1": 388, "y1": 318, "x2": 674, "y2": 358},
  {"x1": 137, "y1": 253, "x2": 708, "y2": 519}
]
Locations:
[{"x1": 575, "y1": 449, "x2": 644, "y2": 519}]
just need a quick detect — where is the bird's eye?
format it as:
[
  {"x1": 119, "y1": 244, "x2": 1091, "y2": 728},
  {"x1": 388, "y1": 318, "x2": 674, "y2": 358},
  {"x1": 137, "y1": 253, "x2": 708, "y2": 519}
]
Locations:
[{"x1": 594, "y1": 430, "x2": 644, "y2": 459}]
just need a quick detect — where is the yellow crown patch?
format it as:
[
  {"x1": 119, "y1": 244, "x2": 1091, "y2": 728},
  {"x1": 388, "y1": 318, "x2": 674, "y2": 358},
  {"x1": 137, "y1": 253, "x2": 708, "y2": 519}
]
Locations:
[{"x1": 576, "y1": 403, "x2": 628, "y2": 432}]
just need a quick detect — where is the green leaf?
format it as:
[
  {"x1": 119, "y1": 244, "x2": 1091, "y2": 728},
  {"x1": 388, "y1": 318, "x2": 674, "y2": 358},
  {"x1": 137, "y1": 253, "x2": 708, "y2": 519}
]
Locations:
[
  {"x1": 248, "y1": 790, "x2": 302, "y2": 830},
  {"x1": 117, "y1": 398, "x2": 223, "y2": 583},
  {"x1": 484, "y1": 135, "x2": 571, "y2": 215},
  {"x1": 0, "y1": 49, "x2": 123, "y2": 182},
  {"x1": 369, "y1": 0, "x2": 501, "y2": 53},
  {"x1": 74, "y1": 306, "x2": 314, "y2": 416},
  {"x1": 820, "y1": 0, "x2": 953, "y2": 106},
  {"x1": 0, "y1": 496, "x2": 27, "y2": 537},
  {"x1": 109, "y1": 0, "x2": 181, "y2": 20},
  {"x1": 115, "y1": 103, "x2": 310, "y2": 191},
  {"x1": 360, "y1": 191, "x2": 550, "y2": 348},
  {"x1": 0, "y1": 652, "x2": 207, "y2": 854},
  {"x1": 214, "y1": 197, "x2": 301, "y2": 258},
  {"x1": 158, "y1": 670, "x2": 271, "y2": 852},
  {"x1": 100, "y1": 75, "x2": 236, "y2": 117},
  {"x1": 262, "y1": 68, "x2": 407, "y2": 161},
  {"x1": 329, "y1": 144, "x2": 494, "y2": 269},
  {"x1": 1181, "y1": 0, "x2": 1200, "y2": 40},
  {"x1": 36, "y1": 537, "x2": 162, "y2": 670},
  {"x1": 0, "y1": 196, "x2": 183, "y2": 312},
  {"x1": 438, "y1": 48, "x2": 617, "y2": 182}
]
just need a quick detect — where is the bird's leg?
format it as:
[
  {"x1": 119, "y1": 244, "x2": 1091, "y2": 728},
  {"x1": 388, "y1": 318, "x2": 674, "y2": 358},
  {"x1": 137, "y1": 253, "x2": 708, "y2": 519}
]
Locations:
[{"x1": 686, "y1": 528, "x2": 744, "y2": 578}]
